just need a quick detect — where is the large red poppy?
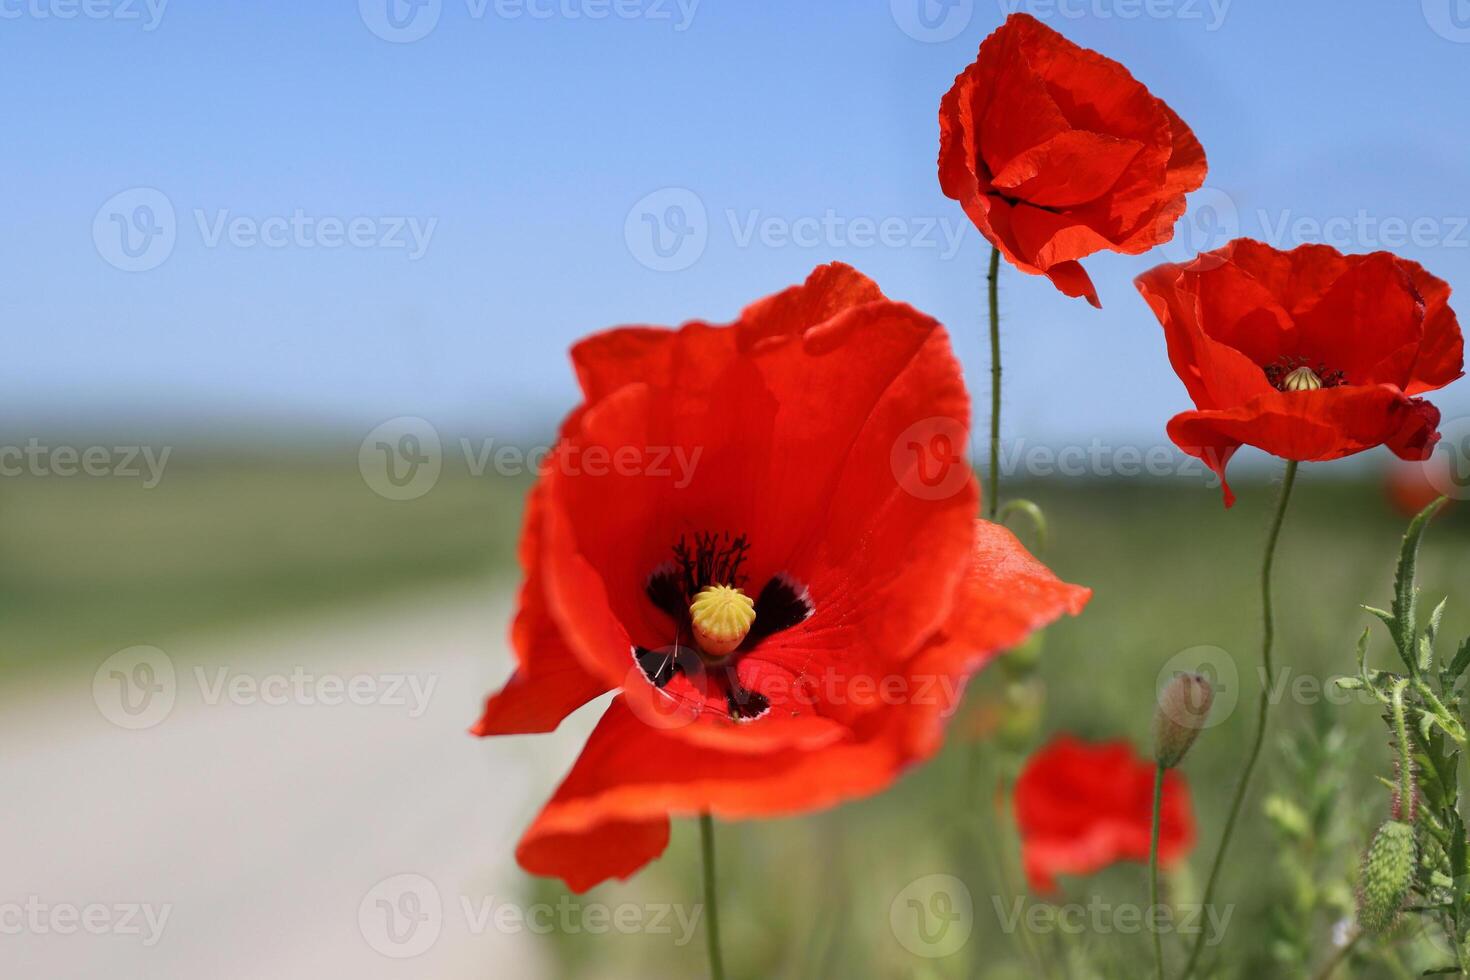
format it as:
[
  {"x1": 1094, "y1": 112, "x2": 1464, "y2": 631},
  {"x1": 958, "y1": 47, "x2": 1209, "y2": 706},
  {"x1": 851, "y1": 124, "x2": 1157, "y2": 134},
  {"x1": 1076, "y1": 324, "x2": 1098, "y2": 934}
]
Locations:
[
  {"x1": 473, "y1": 263, "x2": 1091, "y2": 892},
  {"x1": 1014, "y1": 736, "x2": 1194, "y2": 893},
  {"x1": 1137, "y1": 239, "x2": 1465, "y2": 506},
  {"x1": 939, "y1": 13, "x2": 1207, "y2": 308}
]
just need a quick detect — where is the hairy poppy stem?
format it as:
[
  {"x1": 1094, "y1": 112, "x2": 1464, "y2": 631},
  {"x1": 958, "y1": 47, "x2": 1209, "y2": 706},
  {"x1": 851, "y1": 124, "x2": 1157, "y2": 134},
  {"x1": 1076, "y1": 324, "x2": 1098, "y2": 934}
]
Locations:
[
  {"x1": 986, "y1": 245, "x2": 1002, "y2": 521},
  {"x1": 1180, "y1": 459, "x2": 1299, "y2": 980},
  {"x1": 699, "y1": 813, "x2": 727, "y2": 980},
  {"x1": 1149, "y1": 763, "x2": 1166, "y2": 980}
]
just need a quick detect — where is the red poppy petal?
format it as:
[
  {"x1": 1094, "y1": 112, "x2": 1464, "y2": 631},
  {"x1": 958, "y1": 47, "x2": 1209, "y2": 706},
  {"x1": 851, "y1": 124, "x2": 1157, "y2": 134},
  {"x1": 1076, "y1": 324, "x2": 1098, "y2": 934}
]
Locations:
[
  {"x1": 1015, "y1": 737, "x2": 1194, "y2": 894},
  {"x1": 977, "y1": 20, "x2": 1073, "y2": 179},
  {"x1": 517, "y1": 812, "x2": 671, "y2": 894},
  {"x1": 516, "y1": 697, "x2": 908, "y2": 890},
  {"x1": 1294, "y1": 252, "x2": 1425, "y2": 389},
  {"x1": 540, "y1": 265, "x2": 980, "y2": 698},
  {"x1": 1168, "y1": 384, "x2": 1444, "y2": 506},
  {"x1": 1042, "y1": 260, "x2": 1101, "y2": 308},
  {"x1": 473, "y1": 483, "x2": 610, "y2": 735},
  {"x1": 1401, "y1": 259, "x2": 1466, "y2": 395},
  {"x1": 991, "y1": 130, "x2": 1144, "y2": 210},
  {"x1": 1135, "y1": 258, "x2": 1283, "y2": 410},
  {"x1": 898, "y1": 520, "x2": 1092, "y2": 757}
]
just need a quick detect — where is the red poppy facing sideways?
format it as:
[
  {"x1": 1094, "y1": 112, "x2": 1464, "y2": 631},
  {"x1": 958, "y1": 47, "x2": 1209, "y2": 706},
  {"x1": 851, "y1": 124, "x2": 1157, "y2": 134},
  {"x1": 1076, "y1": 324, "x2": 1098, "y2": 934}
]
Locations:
[
  {"x1": 1015, "y1": 736, "x2": 1194, "y2": 893},
  {"x1": 1137, "y1": 239, "x2": 1465, "y2": 506},
  {"x1": 939, "y1": 14, "x2": 1206, "y2": 307},
  {"x1": 474, "y1": 263, "x2": 1091, "y2": 892}
]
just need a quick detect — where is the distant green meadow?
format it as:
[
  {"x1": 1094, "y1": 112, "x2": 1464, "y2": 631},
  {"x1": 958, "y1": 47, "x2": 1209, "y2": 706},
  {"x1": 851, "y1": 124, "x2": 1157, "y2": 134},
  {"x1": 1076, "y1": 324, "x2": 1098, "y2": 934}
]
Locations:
[{"x1": 10, "y1": 444, "x2": 1468, "y2": 974}]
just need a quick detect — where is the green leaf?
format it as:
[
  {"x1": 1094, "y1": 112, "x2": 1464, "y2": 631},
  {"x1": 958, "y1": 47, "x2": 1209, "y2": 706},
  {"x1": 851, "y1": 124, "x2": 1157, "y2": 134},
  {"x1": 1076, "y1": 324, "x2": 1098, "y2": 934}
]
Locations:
[
  {"x1": 1357, "y1": 627, "x2": 1373, "y2": 677},
  {"x1": 1393, "y1": 498, "x2": 1448, "y2": 665},
  {"x1": 1450, "y1": 636, "x2": 1470, "y2": 683},
  {"x1": 1429, "y1": 597, "x2": 1449, "y2": 648}
]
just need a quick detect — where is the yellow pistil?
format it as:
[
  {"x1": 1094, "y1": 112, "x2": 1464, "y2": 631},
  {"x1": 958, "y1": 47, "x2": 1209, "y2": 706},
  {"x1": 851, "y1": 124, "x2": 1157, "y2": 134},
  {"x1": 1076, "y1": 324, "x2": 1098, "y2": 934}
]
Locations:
[
  {"x1": 689, "y1": 584, "x2": 756, "y2": 659},
  {"x1": 1282, "y1": 366, "x2": 1324, "y2": 392}
]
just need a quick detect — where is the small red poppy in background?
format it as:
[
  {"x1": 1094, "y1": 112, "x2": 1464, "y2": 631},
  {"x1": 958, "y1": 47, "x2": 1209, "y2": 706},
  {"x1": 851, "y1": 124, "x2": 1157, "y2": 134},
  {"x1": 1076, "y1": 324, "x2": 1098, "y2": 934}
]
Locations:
[
  {"x1": 1015, "y1": 736, "x2": 1194, "y2": 893},
  {"x1": 474, "y1": 263, "x2": 1091, "y2": 892},
  {"x1": 939, "y1": 13, "x2": 1206, "y2": 308},
  {"x1": 1387, "y1": 457, "x2": 1455, "y2": 518},
  {"x1": 1136, "y1": 239, "x2": 1464, "y2": 506}
]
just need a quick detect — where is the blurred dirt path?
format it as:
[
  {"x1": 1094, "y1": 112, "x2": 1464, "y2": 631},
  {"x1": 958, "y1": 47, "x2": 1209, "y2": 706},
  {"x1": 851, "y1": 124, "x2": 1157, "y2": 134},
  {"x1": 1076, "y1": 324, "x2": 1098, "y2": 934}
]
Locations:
[{"x1": 0, "y1": 583, "x2": 604, "y2": 979}]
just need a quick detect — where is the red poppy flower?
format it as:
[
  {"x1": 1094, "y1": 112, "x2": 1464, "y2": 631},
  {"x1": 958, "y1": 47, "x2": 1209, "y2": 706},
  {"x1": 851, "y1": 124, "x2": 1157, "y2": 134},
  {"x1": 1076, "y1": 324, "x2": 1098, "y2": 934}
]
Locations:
[
  {"x1": 938, "y1": 13, "x2": 1207, "y2": 308},
  {"x1": 1137, "y1": 239, "x2": 1465, "y2": 506},
  {"x1": 473, "y1": 262, "x2": 1091, "y2": 892},
  {"x1": 1386, "y1": 458, "x2": 1454, "y2": 518},
  {"x1": 1014, "y1": 736, "x2": 1194, "y2": 893}
]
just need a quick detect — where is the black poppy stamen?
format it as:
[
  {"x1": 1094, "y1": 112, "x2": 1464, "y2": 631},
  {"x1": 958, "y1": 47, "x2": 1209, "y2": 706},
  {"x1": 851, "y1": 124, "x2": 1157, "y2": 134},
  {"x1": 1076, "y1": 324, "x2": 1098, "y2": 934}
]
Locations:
[
  {"x1": 744, "y1": 573, "x2": 815, "y2": 648},
  {"x1": 1265, "y1": 356, "x2": 1346, "y2": 392}
]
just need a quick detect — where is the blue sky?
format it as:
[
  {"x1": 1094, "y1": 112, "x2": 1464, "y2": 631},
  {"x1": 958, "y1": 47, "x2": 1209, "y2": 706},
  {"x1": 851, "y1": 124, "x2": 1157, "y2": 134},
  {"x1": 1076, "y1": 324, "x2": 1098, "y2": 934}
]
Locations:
[{"x1": 6, "y1": 0, "x2": 1470, "y2": 457}]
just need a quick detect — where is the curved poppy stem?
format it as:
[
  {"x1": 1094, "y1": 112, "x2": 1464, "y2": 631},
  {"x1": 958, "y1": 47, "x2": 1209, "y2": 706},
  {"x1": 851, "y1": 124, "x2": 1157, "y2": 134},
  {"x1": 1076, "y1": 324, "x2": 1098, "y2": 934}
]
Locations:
[
  {"x1": 986, "y1": 245, "x2": 1002, "y2": 521},
  {"x1": 1180, "y1": 459, "x2": 1299, "y2": 980},
  {"x1": 1149, "y1": 763, "x2": 1166, "y2": 980},
  {"x1": 699, "y1": 813, "x2": 727, "y2": 980}
]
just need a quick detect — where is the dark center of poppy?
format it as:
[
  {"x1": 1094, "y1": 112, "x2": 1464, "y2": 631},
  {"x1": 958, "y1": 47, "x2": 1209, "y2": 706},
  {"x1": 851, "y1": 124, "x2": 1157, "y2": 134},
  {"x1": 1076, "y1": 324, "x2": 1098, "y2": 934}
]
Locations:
[
  {"x1": 1264, "y1": 356, "x2": 1346, "y2": 393},
  {"x1": 634, "y1": 531, "x2": 814, "y2": 722}
]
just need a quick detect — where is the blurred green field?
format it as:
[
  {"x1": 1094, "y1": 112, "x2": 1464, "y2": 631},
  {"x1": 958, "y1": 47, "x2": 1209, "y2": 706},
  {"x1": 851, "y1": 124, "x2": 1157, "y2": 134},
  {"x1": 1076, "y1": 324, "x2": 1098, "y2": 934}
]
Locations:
[{"x1": 7, "y1": 445, "x2": 1467, "y2": 977}]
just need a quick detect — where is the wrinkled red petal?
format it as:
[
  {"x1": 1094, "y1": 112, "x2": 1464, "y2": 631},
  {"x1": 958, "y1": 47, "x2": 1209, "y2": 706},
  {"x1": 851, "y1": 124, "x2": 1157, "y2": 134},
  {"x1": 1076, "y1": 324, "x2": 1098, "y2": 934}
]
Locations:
[
  {"x1": 515, "y1": 520, "x2": 1090, "y2": 891},
  {"x1": 939, "y1": 13, "x2": 1205, "y2": 304},
  {"x1": 1137, "y1": 239, "x2": 1463, "y2": 505}
]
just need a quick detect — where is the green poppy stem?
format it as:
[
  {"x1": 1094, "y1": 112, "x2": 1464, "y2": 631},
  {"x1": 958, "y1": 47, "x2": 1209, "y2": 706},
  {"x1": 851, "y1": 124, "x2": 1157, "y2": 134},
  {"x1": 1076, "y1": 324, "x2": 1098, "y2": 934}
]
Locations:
[
  {"x1": 986, "y1": 245, "x2": 1002, "y2": 521},
  {"x1": 1149, "y1": 763, "x2": 1166, "y2": 980},
  {"x1": 699, "y1": 813, "x2": 727, "y2": 980},
  {"x1": 1180, "y1": 459, "x2": 1299, "y2": 979}
]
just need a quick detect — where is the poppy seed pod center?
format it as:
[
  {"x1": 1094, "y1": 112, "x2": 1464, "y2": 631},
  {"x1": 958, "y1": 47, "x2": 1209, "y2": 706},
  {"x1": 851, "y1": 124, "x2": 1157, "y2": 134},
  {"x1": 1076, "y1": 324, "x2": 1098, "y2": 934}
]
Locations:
[
  {"x1": 690, "y1": 584, "x2": 756, "y2": 660},
  {"x1": 1282, "y1": 366, "x2": 1324, "y2": 392}
]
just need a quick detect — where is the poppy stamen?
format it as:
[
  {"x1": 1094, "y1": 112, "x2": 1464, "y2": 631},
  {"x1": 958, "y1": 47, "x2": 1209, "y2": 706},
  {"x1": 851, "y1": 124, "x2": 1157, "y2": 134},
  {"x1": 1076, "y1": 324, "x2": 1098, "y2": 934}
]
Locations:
[{"x1": 1265, "y1": 356, "x2": 1346, "y2": 392}]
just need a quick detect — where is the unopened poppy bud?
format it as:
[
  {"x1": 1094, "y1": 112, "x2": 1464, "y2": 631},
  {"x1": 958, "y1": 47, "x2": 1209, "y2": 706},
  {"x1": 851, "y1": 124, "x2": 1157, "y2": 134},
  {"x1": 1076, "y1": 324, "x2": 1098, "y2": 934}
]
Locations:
[
  {"x1": 1152, "y1": 672, "x2": 1214, "y2": 768},
  {"x1": 690, "y1": 585, "x2": 755, "y2": 659},
  {"x1": 1357, "y1": 820, "x2": 1416, "y2": 936}
]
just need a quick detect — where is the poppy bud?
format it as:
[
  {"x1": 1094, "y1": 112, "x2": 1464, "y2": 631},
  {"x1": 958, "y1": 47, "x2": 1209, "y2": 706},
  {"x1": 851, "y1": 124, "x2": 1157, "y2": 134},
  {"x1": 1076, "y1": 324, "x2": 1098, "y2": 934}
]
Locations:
[
  {"x1": 1152, "y1": 672, "x2": 1214, "y2": 768},
  {"x1": 1357, "y1": 820, "x2": 1416, "y2": 936},
  {"x1": 690, "y1": 585, "x2": 755, "y2": 659}
]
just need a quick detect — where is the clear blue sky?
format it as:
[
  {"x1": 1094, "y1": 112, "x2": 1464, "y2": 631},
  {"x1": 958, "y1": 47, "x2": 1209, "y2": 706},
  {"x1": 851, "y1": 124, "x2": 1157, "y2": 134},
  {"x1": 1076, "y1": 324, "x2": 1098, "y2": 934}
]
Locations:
[{"x1": 6, "y1": 0, "x2": 1470, "y2": 453}]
